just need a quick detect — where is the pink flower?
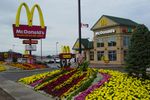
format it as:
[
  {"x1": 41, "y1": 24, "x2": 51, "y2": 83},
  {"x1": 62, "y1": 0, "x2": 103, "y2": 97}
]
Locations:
[{"x1": 74, "y1": 73, "x2": 111, "y2": 100}]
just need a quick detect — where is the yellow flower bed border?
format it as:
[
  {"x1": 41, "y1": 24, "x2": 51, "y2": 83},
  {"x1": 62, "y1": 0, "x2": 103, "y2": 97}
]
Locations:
[
  {"x1": 0, "y1": 65, "x2": 6, "y2": 72},
  {"x1": 86, "y1": 69, "x2": 150, "y2": 100},
  {"x1": 19, "y1": 70, "x2": 61, "y2": 84}
]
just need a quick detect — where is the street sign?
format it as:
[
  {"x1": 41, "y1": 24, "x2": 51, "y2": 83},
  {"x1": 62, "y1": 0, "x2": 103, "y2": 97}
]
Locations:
[
  {"x1": 23, "y1": 39, "x2": 38, "y2": 44},
  {"x1": 25, "y1": 45, "x2": 36, "y2": 51}
]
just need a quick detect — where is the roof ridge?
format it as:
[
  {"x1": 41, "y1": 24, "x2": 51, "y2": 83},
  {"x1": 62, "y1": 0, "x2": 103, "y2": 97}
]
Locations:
[{"x1": 103, "y1": 15, "x2": 132, "y2": 21}]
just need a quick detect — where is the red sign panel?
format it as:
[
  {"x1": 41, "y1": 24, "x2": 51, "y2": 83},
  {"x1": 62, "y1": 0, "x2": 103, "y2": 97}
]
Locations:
[
  {"x1": 13, "y1": 24, "x2": 47, "y2": 39},
  {"x1": 23, "y1": 40, "x2": 38, "y2": 44}
]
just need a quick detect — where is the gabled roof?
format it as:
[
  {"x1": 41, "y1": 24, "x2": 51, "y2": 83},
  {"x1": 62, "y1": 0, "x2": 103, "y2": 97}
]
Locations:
[
  {"x1": 91, "y1": 15, "x2": 138, "y2": 30},
  {"x1": 72, "y1": 38, "x2": 93, "y2": 50},
  {"x1": 104, "y1": 15, "x2": 138, "y2": 26}
]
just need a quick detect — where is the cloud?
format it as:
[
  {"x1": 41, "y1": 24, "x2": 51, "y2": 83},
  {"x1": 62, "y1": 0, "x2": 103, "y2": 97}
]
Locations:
[
  {"x1": 0, "y1": 0, "x2": 17, "y2": 13},
  {"x1": 0, "y1": 0, "x2": 150, "y2": 55}
]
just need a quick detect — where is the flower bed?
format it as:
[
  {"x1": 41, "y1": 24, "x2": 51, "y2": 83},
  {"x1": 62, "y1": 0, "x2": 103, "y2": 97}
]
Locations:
[
  {"x1": 47, "y1": 73, "x2": 87, "y2": 97},
  {"x1": 9, "y1": 63, "x2": 47, "y2": 70},
  {"x1": 74, "y1": 72, "x2": 111, "y2": 100},
  {"x1": 86, "y1": 69, "x2": 150, "y2": 100},
  {"x1": 0, "y1": 65, "x2": 6, "y2": 72},
  {"x1": 18, "y1": 68, "x2": 150, "y2": 99},
  {"x1": 19, "y1": 70, "x2": 62, "y2": 84},
  {"x1": 0, "y1": 61, "x2": 4, "y2": 64},
  {"x1": 19, "y1": 68, "x2": 102, "y2": 99},
  {"x1": 34, "y1": 69, "x2": 75, "y2": 90}
]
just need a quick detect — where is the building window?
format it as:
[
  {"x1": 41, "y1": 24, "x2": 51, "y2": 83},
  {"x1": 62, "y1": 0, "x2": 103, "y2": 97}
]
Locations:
[
  {"x1": 108, "y1": 36, "x2": 116, "y2": 46},
  {"x1": 122, "y1": 28, "x2": 127, "y2": 33},
  {"x1": 97, "y1": 43, "x2": 104, "y2": 47},
  {"x1": 97, "y1": 51, "x2": 104, "y2": 61},
  {"x1": 123, "y1": 36, "x2": 130, "y2": 47},
  {"x1": 128, "y1": 27, "x2": 132, "y2": 33},
  {"x1": 108, "y1": 50, "x2": 117, "y2": 61},
  {"x1": 124, "y1": 50, "x2": 127, "y2": 61},
  {"x1": 90, "y1": 51, "x2": 94, "y2": 61},
  {"x1": 97, "y1": 38, "x2": 104, "y2": 47}
]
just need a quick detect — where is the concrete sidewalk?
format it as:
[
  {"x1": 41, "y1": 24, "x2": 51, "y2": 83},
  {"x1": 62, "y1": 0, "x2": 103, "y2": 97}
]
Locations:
[
  {"x1": 0, "y1": 87, "x2": 15, "y2": 100},
  {"x1": 0, "y1": 76, "x2": 54, "y2": 100}
]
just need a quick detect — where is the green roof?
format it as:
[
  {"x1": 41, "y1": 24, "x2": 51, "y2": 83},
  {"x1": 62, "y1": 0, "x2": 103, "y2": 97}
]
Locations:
[
  {"x1": 104, "y1": 15, "x2": 138, "y2": 26},
  {"x1": 88, "y1": 41, "x2": 93, "y2": 49},
  {"x1": 72, "y1": 38, "x2": 93, "y2": 50}
]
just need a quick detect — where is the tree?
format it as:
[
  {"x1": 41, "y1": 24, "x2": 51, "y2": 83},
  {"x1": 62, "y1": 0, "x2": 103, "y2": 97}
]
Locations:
[
  {"x1": 46, "y1": 55, "x2": 52, "y2": 58},
  {"x1": 126, "y1": 24, "x2": 150, "y2": 78}
]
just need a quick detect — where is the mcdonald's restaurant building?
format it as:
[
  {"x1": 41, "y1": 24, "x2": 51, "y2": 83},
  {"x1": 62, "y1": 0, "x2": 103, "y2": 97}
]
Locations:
[{"x1": 73, "y1": 15, "x2": 138, "y2": 65}]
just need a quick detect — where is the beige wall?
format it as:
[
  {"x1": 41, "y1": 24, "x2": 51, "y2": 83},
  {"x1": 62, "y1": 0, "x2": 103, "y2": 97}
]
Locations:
[
  {"x1": 89, "y1": 25, "x2": 135, "y2": 65},
  {"x1": 76, "y1": 16, "x2": 137, "y2": 65}
]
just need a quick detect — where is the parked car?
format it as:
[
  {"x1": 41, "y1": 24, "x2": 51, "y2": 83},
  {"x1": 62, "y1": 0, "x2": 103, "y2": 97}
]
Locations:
[{"x1": 48, "y1": 59, "x2": 55, "y2": 63}]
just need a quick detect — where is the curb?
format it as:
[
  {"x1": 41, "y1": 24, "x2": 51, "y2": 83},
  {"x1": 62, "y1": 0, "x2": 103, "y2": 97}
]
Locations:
[{"x1": 0, "y1": 76, "x2": 53, "y2": 100}]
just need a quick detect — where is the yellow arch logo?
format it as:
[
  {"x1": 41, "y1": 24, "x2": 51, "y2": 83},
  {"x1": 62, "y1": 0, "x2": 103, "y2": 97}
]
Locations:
[
  {"x1": 59, "y1": 46, "x2": 72, "y2": 59},
  {"x1": 61, "y1": 46, "x2": 70, "y2": 53},
  {"x1": 100, "y1": 19, "x2": 107, "y2": 26},
  {"x1": 13, "y1": 2, "x2": 47, "y2": 39},
  {"x1": 15, "y1": 2, "x2": 45, "y2": 28}
]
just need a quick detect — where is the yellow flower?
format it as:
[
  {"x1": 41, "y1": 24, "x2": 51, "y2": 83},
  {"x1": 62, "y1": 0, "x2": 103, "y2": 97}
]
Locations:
[
  {"x1": 86, "y1": 69, "x2": 150, "y2": 99},
  {"x1": 0, "y1": 66, "x2": 6, "y2": 72}
]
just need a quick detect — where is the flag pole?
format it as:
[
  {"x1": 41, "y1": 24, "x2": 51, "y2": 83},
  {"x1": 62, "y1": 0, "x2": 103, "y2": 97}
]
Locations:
[{"x1": 78, "y1": 0, "x2": 82, "y2": 54}]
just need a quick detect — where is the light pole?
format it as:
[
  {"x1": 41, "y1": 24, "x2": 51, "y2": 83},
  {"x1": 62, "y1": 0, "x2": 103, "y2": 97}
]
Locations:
[
  {"x1": 56, "y1": 42, "x2": 59, "y2": 55},
  {"x1": 11, "y1": 45, "x2": 15, "y2": 62},
  {"x1": 12, "y1": 45, "x2": 15, "y2": 52},
  {"x1": 78, "y1": 0, "x2": 82, "y2": 54}
]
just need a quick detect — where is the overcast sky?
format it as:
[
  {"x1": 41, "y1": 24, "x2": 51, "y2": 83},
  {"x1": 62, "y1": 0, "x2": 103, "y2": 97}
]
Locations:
[{"x1": 0, "y1": 0, "x2": 150, "y2": 56}]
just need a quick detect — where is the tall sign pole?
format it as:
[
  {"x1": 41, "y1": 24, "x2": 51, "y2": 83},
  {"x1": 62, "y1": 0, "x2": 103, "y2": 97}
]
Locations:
[
  {"x1": 41, "y1": 39, "x2": 42, "y2": 61},
  {"x1": 29, "y1": 39, "x2": 32, "y2": 63},
  {"x1": 78, "y1": 0, "x2": 82, "y2": 54},
  {"x1": 13, "y1": 3, "x2": 47, "y2": 64}
]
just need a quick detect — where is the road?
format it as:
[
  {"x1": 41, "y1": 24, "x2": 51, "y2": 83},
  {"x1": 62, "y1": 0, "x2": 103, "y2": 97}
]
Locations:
[
  {"x1": 0, "y1": 65, "x2": 55, "y2": 82},
  {"x1": 0, "y1": 63, "x2": 126, "y2": 82}
]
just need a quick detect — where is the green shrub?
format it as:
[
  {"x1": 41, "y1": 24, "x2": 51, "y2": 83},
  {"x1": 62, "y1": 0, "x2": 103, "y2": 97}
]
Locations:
[{"x1": 79, "y1": 60, "x2": 89, "y2": 71}]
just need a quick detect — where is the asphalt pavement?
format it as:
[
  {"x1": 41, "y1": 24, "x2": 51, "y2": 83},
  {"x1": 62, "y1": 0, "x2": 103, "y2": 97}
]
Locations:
[
  {"x1": 0, "y1": 68, "x2": 54, "y2": 81},
  {"x1": 0, "y1": 63, "x2": 126, "y2": 100},
  {"x1": 0, "y1": 64, "x2": 57, "y2": 100}
]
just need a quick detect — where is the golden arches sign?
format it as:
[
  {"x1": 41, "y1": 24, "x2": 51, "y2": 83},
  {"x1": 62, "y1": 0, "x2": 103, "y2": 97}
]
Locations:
[
  {"x1": 60, "y1": 46, "x2": 72, "y2": 59},
  {"x1": 13, "y1": 2, "x2": 47, "y2": 39},
  {"x1": 15, "y1": 3, "x2": 45, "y2": 28},
  {"x1": 61, "y1": 46, "x2": 70, "y2": 53},
  {"x1": 100, "y1": 19, "x2": 107, "y2": 26}
]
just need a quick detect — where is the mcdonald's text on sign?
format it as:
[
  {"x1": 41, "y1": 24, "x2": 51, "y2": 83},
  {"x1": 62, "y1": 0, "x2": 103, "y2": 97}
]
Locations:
[
  {"x1": 23, "y1": 39, "x2": 38, "y2": 44},
  {"x1": 13, "y1": 24, "x2": 46, "y2": 39}
]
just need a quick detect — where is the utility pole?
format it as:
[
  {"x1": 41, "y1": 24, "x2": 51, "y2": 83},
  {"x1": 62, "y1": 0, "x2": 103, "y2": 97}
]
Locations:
[
  {"x1": 78, "y1": 0, "x2": 82, "y2": 54},
  {"x1": 29, "y1": 39, "x2": 32, "y2": 64}
]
